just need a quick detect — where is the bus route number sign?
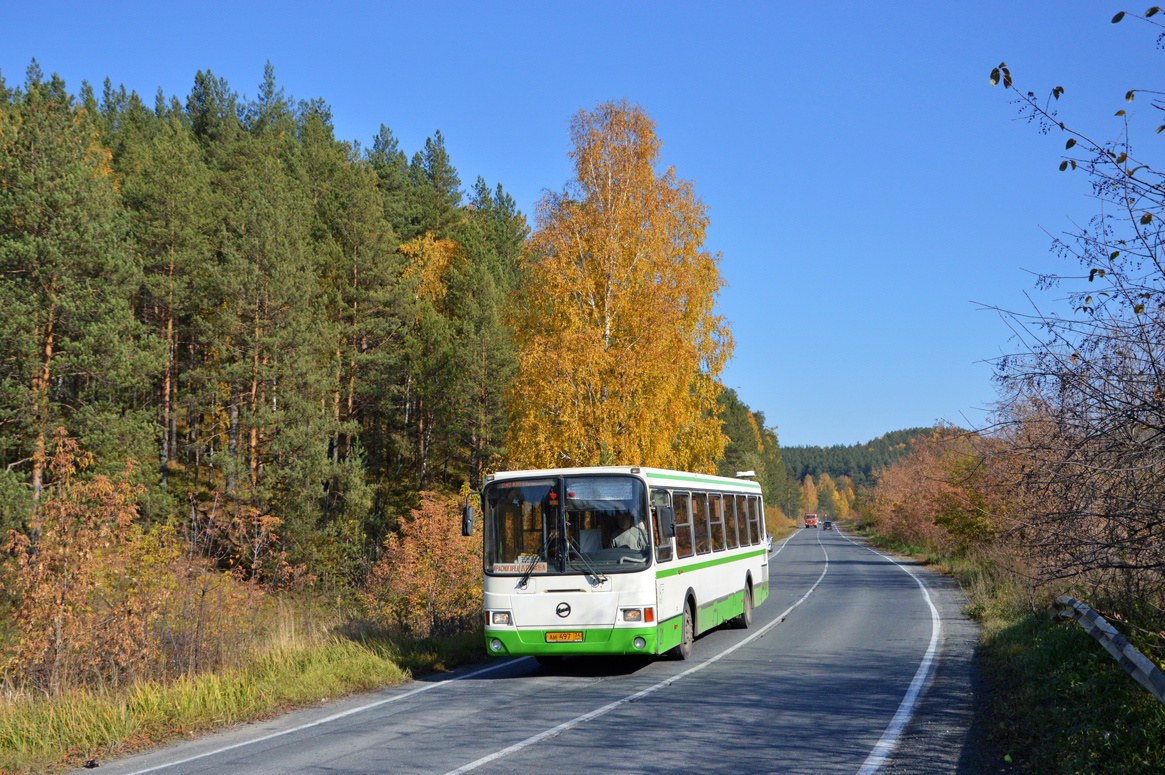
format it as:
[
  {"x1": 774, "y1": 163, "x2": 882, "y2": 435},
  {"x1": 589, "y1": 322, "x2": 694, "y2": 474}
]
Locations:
[{"x1": 545, "y1": 631, "x2": 583, "y2": 643}]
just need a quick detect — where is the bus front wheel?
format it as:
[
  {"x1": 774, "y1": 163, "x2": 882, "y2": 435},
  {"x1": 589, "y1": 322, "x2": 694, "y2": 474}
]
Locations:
[{"x1": 672, "y1": 602, "x2": 694, "y2": 660}]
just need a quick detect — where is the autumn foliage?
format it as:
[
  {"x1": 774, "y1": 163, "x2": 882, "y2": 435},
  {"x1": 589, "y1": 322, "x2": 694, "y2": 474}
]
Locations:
[
  {"x1": 800, "y1": 475, "x2": 818, "y2": 515},
  {"x1": 797, "y1": 473, "x2": 855, "y2": 522},
  {"x1": 864, "y1": 429, "x2": 1009, "y2": 551},
  {"x1": 3, "y1": 435, "x2": 146, "y2": 692},
  {"x1": 361, "y1": 491, "x2": 482, "y2": 638},
  {"x1": 1, "y1": 432, "x2": 268, "y2": 694},
  {"x1": 508, "y1": 99, "x2": 732, "y2": 471}
]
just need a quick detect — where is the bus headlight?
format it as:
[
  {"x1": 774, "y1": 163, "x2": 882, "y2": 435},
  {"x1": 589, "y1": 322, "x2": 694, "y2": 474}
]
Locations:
[
  {"x1": 633, "y1": 637, "x2": 646, "y2": 650},
  {"x1": 622, "y1": 608, "x2": 642, "y2": 622},
  {"x1": 490, "y1": 638, "x2": 504, "y2": 652},
  {"x1": 491, "y1": 611, "x2": 512, "y2": 626}
]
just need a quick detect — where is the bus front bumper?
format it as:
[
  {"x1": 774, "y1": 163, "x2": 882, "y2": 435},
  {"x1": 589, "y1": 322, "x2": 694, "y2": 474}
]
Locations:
[{"x1": 485, "y1": 625, "x2": 660, "y2": 656}]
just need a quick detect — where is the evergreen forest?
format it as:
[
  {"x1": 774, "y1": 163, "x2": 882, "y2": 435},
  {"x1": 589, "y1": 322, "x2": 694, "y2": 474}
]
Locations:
[
  {"x1": 780, "y1": 427, "x2": 933, "y2": 490},
  {"x1": 0, "y1": 60, "x2": 542, "y2": 591}
]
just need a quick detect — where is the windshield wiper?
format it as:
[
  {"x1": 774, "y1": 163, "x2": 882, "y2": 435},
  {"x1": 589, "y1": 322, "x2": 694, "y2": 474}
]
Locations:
[
  {"x1": 566, "y1": 534, "x2": 608, "y2": 585},
  {"x1": 518, "y1": 552, "x2": 543, "y2": 589}
]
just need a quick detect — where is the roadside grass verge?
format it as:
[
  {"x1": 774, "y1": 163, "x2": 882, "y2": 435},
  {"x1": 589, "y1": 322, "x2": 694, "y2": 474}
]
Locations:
[
  {"x1": 0, "y1": 628, "x2": 485, "y2": 775},
  {"x1": 847, "y1": 524, "x2": 1165, "y2": 774},
  {"x1": 982, "y1": 613, "x2": 1165, "y2": 774},
  {"x1": 767, "y1": 523, "x2": 797, "y2": 542}
]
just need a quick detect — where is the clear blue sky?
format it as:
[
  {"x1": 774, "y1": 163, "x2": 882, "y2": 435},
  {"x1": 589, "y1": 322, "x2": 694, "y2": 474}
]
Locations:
[{"x1": 2, "y1": 1, "x2": 1158, "y2": 446}]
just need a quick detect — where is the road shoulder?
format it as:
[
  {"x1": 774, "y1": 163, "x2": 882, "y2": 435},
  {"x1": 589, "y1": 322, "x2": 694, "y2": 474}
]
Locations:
[{"x1": 840, "y1": 532, "x2": 1001, "y2": 775}]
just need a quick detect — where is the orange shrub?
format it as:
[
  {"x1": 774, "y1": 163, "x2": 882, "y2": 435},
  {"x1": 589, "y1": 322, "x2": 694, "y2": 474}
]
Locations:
[
  {"x1": 3, "y1": 434, "x2": 147, "y2": 692},
  {"x1": 127, "y1": 521, "x2": 260, "y2": 679},
  {"x1": 1, "y1": 433, "x2": 268, "y2": 694},
  {"x1": 361, "y1": 491, "x2": 482, "y2": 638}
]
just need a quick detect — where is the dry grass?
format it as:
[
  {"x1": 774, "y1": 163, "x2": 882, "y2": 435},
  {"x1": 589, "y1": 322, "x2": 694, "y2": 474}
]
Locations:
[{"x1": 0, "y1": 602, "x2": 484, "y2": 775}]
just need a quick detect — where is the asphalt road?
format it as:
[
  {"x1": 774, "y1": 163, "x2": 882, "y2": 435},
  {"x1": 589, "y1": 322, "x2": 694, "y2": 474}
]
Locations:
[{"x1": 90, "y1": 526, "x2": 972, "y2": 775}]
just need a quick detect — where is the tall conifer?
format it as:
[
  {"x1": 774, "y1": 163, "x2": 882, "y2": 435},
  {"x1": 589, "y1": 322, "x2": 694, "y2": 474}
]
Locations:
[{"x1": 0, "y1": 64, "x2": 159, "y2": 528}]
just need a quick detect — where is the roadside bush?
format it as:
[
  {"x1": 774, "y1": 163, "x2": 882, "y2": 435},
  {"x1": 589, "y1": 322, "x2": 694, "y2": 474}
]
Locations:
[
  {"x1": 2, "y1": 434, "x2": 149, "y2": 693},
  {"x1": 867, "y1": 429, "x2": 1005, "y2": 550},
  {"x1": 0, "y1": 432, "x2": 278, "y2": 695},
  {"x1": 361, "y1": 491, "x2": 482, "y2": 638}
]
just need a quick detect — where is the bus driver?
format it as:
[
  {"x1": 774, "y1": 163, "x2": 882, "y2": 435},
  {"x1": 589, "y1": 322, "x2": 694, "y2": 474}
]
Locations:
[{"x1": 610, "y1": 512, "x2": 648, "y2": 551}]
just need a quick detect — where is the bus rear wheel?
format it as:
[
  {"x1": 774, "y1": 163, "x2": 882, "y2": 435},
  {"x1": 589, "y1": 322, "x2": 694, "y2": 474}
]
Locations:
[
  {"x1": 733, "y1": 587, "x2": 753, "y2": 629},
  {"x1": 671, "y1": 602, "x2": 694, "y2": 660}
]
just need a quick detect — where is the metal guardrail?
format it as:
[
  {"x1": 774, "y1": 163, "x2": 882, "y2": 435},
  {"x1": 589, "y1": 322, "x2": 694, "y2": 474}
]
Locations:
[{"x1": 1051, "y1": 595, "x2": 1165, "y2": 706}]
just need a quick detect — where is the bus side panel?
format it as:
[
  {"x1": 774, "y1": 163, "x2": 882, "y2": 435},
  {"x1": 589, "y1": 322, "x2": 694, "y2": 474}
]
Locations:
[
  {"x1": 690, "y1": 561, "x2": 730, "y2": 634},
  {"x1": 656, "y1": 613, "x2": 683, "y2": 653},
  {"x1": 657, "y1": 549, "x2": 767, "y2": 638},
  {"x1": 699, "y1": 588, "x2": 747, "y2": 629},
  {"x1": 755, "y1": 576, "x2": 770, "y2": 606}
]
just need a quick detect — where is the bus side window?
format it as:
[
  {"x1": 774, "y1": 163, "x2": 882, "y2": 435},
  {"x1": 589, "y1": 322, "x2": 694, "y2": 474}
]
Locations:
[
  {"x1": 709, "y1": 494, "x2": 726, "y2": 551},
  {"x1": 651, "y1": 489, "x2": 673, "y2": 563},
  {"x1": 747, "y1": 496, "x2": 760, "y2": 545},
  {"x1": 692, "y1": 492, "x2": 710, "y2": 554},
  {"x1": 734, "y1": 495, "x2": 748, "y2": 545},
  {"x1": 673, "y1": 492, "x2": 693, "y2": 558},
  {"x1": 724, "y1": 494, "x2": 739, "y2": 549}
]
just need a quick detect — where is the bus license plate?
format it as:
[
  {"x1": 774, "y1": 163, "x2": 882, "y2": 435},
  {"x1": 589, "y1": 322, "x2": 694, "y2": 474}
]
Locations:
[{"x1": 545, "y1": 631, "x2": 583, "y2": 643}]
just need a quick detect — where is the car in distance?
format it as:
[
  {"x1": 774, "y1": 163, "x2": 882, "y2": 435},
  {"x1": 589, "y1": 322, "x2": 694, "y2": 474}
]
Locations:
[
  {"x1": 804, "y1": 513, "x2": 818, "y2": 528},
  {"x1": 822, "y1": 520, "x2": 833, "y2": 530}
]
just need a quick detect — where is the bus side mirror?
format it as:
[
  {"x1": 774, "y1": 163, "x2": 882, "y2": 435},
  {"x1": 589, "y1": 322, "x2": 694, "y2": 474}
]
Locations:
[
  {"x1": 657, "y1": 506, "x2": 676, "y2": 538},
  {"x1": 463, "y1": 492, "x2": 480, "y2": 537}
]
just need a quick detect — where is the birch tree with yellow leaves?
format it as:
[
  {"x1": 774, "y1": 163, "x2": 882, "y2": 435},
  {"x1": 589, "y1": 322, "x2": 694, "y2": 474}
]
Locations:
[{"x1": 507, "y1": 100, "x2": 732, "y2": 471}]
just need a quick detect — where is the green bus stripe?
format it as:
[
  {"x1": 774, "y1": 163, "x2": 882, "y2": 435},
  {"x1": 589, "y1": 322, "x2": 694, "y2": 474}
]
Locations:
[
  {"x1": 655, "y1": 548, "x2": 767, "y2": 578},
  {"x1": 645, "y1": 472, "x2": 762, "y2": 490}
]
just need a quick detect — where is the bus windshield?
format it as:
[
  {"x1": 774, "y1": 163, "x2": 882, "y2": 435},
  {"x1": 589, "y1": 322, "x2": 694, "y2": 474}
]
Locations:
[{"x1": 484, "y1": 475, "x2": 650, "y2": 575}]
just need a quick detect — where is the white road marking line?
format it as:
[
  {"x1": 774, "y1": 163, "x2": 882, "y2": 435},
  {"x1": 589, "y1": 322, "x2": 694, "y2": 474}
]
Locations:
[
  {"x1": 120, "y1": 658, "x2": 533, "y2": 775},
  {"x1": 835, "y1": 528, "x2": 942, "y2": 775},
  {"x1": 442, "y1": 531, "x2": 830, "y2": 775}
]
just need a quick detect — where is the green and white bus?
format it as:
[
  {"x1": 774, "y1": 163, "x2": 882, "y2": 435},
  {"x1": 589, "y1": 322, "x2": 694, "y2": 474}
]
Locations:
[{"x1": 462, "y1": 466, "x2": 770, "y2": 663}]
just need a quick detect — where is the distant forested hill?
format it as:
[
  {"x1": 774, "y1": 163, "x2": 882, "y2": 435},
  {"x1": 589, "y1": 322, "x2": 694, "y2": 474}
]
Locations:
[{"x1": 781, "y1": 428, "x2": 934, "y2": 490}]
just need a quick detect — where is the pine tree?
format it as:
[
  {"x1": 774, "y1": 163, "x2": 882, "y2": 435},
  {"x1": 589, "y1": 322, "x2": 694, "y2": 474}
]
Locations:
[
  {"x1": 406, "y1": 130, "x2": 462, "y2": 240},
  {"x1": 0, "y1": 63, "x2": 160, "y2": 530},
  {"x1": 446, "y1": 179, "x2": 529, "y2": 486},
  {"x1": 119, "y1": 105, "x2": 212, "y2": 490},
  {"x1": 297, "y1": 110, "x2": 408, "y2": 574},
  {"x1": 217, "y1": 123, "x2": 331, "y2": 560},
  {"x1": 367, "y1": 124, "x2": 414, "y2": 237}
]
